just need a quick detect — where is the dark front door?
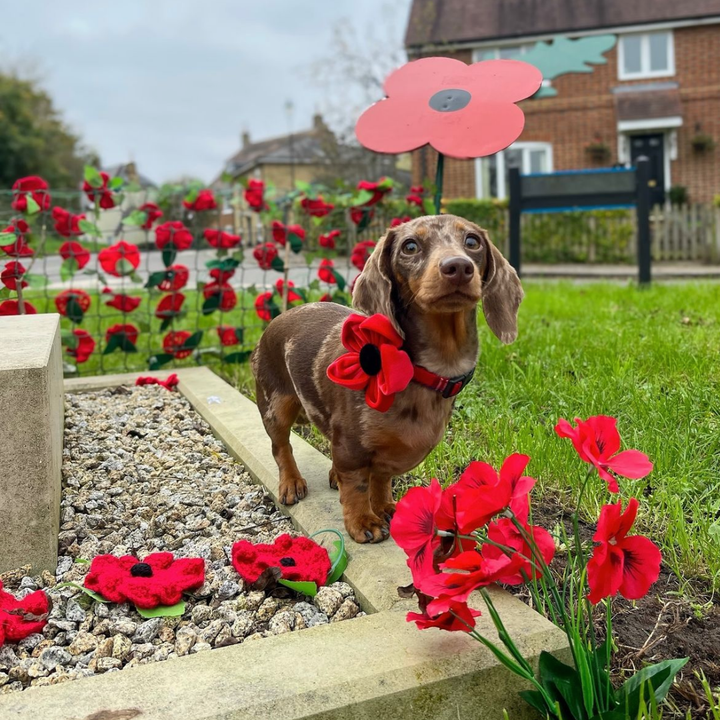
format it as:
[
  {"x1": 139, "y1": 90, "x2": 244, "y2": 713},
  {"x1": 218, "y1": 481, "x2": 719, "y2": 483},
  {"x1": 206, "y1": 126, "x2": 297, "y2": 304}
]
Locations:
[{"x1": 630, "y1": 134, "x2": 665, "y2": 205}]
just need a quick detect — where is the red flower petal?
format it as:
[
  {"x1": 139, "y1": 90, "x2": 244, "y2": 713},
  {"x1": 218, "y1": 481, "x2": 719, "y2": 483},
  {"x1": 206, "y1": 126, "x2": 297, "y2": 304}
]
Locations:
[
  {"x1": 606, "y1": 449, "x2": 653, "y2": 480},
  {"x1": 618, "y1": 535, "x2": 662, "y2": 600}
]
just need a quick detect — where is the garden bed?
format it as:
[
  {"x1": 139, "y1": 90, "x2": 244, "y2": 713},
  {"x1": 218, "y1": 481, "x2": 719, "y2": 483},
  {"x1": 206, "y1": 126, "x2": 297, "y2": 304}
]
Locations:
[{"x1": 0, "y1": 384, "x2": 361, "y2": 695}]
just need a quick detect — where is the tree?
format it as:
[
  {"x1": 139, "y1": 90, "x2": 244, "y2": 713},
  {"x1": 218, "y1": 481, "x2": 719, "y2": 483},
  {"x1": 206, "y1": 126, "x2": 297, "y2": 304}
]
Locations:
[{"x1": 0, "y1": 71, "x2": 98, "y2": 188}]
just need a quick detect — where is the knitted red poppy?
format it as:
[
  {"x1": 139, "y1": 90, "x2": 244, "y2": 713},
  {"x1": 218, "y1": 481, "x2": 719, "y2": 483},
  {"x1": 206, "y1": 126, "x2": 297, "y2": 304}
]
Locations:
[
  {"x1": 0, "y1": 581, "x2": 49, "y2": 646},
  {"x1": 84, "y1": 552, "x2": 205, "y2": 609},
  {"x1": 232, "y1": 534, "x2": 331, "y2": 587},
  {"x1": 327, "y1": 313, "x2": 414, "y2": 412},
  {"x1": 135, "y1": 373, "x2": 179, "y2": 391}
]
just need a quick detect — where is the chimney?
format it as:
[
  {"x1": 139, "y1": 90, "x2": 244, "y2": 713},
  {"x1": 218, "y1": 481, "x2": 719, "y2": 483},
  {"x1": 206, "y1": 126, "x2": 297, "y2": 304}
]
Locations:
[
  {"x1": 312, "y1": 113, "x2": 327, "y2": 133},
  {"x1": 242, "y1": 131, "x2": 251, "y2": 148}
]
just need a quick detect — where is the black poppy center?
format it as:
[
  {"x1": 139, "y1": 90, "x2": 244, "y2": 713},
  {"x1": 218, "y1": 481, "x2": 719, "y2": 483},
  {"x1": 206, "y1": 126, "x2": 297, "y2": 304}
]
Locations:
[
  {"x1": 359, "y1": 343, "x2": 382, "y2": 376},
  {"x1": 428, "y1": 88, "x2": 472, "y2": 113},
  {"x1": 279, "y1": 557, "x2": 296, "y2": 567},
  {"x1": 130, "y1": 562, "x2": 153, "y2": 578}
]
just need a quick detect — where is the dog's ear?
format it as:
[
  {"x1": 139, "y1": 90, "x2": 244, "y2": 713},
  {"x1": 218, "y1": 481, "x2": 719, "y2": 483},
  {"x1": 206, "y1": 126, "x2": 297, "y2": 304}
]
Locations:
[
  {"x1": 351, "y1": 229, "x2": 403, "y2": 337},
  {"x1": 479, "y1": 230, "x2": 523, "y2": 344}
]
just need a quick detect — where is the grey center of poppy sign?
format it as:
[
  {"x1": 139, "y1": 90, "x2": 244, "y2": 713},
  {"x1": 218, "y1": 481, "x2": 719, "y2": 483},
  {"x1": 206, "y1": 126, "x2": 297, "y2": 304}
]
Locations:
[{"x1": 428, "y1": 88, "x2": 471, "y2": 112}]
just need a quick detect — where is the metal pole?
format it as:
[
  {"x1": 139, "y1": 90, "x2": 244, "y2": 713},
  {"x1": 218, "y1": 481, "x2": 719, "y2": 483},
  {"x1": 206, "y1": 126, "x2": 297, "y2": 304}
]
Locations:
[
  {"x1": 636, "y1": 157, "x2": 652, "y2": 285},
  {"x1": 508, "y1": 167, "x2": 522, "y2": 277}
]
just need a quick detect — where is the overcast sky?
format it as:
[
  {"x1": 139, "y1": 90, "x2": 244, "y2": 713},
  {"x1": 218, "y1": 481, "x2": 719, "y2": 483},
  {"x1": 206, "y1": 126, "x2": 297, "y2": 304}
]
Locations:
[{"x1": 1, "y1": 0, "x2": 411, "y2": 184}]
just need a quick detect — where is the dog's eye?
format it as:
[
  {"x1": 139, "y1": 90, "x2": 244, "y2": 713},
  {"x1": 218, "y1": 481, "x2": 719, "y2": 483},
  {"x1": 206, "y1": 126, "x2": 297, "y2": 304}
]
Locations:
[
  {"x1": 465, "y1": 235, "x2": 481, "y2": 250},
  {"x1": 402, "y1": 239, "x2": 420, "y2": 255}
]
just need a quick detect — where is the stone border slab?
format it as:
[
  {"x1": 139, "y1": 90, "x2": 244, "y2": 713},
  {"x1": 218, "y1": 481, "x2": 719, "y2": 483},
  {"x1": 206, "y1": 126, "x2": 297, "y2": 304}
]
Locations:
[{"x1": 0, "y1": 367, "x2": 569, "y2": 719}]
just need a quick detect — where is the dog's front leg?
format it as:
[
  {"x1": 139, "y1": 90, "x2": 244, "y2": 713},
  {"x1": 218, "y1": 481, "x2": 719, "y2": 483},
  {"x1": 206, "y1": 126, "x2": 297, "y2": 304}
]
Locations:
[
  {"x1": 335, "y1": 467, "x2": 389, "y2": 543},
  {"x1": 369, "y1": 475, "x2": 396, "y2": 526}
]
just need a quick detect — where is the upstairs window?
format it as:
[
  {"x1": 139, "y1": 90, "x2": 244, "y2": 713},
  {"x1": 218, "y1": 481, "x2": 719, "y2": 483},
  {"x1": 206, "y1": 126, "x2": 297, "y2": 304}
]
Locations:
[{"x1": 618, "y1": 31, "x2": 674, "y2": 80}]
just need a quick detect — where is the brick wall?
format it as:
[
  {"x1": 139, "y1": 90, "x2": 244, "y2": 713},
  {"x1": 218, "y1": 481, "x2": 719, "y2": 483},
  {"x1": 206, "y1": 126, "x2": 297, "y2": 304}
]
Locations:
[{"x1": 412, "y1": 25, "x2": 720, "y2": 202}]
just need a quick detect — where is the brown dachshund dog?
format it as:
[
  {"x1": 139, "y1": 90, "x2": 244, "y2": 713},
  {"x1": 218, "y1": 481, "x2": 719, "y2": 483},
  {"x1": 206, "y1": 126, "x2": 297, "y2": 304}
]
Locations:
[{"x1": 251, "y1": 214, "x2": 523, "y2": 543}]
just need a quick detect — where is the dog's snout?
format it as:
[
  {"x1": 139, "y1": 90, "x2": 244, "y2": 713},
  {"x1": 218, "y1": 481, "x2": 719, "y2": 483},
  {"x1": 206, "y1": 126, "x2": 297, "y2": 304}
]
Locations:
[{"x1": 439, "y1": 256, "x2": 474, "y2": 286}]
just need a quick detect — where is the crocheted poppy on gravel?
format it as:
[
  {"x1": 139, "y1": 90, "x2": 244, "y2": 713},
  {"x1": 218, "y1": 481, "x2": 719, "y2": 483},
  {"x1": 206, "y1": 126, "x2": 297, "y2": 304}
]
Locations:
[
  {"x1": 232, "y1": 534, "x2": 331, "y2": 587},
  {"x1": 84, "y1": 552, "x2": 205, "y2": 609},
  {"x1": 0, "y1": 580, "x2": 50, "y2": 646}
]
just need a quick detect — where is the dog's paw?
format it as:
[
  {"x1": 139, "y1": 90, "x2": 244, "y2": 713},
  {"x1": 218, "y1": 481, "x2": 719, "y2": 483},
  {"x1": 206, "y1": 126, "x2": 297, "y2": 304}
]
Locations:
[
  {"x1": 328, "y1": 467, "x2": 339, "y2": 490},
  {"x1": 371, "y1": 501, "x2": 396, "y2": 526},
  {"x1": 345, "y1": 512, "x2": 390, "y2": 544},
  {"x1": 279, "y1": 475, "x2": 308, "y2": 505}
]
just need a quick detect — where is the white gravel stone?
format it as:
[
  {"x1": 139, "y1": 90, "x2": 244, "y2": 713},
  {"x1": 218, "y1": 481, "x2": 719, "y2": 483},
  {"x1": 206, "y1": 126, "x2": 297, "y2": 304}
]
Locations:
[{"x1": 313, "y1": 588, "x2": 344, "y2": 617}]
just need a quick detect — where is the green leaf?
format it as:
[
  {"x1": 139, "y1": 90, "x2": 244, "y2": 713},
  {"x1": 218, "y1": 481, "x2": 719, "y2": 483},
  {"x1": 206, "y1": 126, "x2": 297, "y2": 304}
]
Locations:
[
  {"x1": 181, "y1": 330, "x2": 203, "y2": 350},
  {"x1": 148, "y1": 353, "x2": 175, "y2": 370},
  {"x1": 234, "y1": 327, "x2": 244, "y2": 344},
  {"x1": 537, "y1": 651, "x2": 586, "y2": 720},
  {"x1": 137, "y1": 319, "x2": 151, "y2": 333},
  {"x1": 60, "y1": 258, "x2": 79, "y2": 282},
  {"x1": 196, "y1": 281, "x2": 206, "y2": 292},
  {"x1": 331, "y1": 290, "x2": 349, "y2": 306},
  {"x1": 518, "y1": 690, "x2": 554, "y2": 718},
  {"x1": 202, "y1": 294, "x2": 221, "y2": 315},
  {"x1": 78, "y1": 219, "x2": 102, "y2": 237},
  {"x1": 103, "y1": 332, "x2": 138, "y2": 355},
  {"x1": 326, "y1": 540, "x2": 348, "y2": 584},
  {"x1": 356, "y1": 208, "x2": 373, "y2": 232},
  {"x1": 223, "y1": 350, "x2": 252, "y2": 364},
  {"x1": 205, "y1": 257, "x2": 240, "y2": 272},
  {"x1": 278, "y1": 579, "x2": 318, "y2": 596},
  {"x1": 108, "y1": 176, "x2": 125, "y2": 190},
  {"x1": 162, "y1": 248, "x2": 177, "y2": 268},
  {"x1": 353, "y1": 190, "x2": 375, "y2": 206},
  {"x1": 423, "y1": 198, "x2": 436, "y2": 215},
  {"x1": 270, "y1": 256, "x2": 285, "y2": 273},
  {"x1": 123, "y1": 210, "x2": 148, "y2": 227},
  {"x1": 135, "y1": 600, "x2": 186, "y2": 618},
  {"x1": 308, "y1": 279, "x2": 321, "y2": 291},
  {"x1": 145, "y1": 270, "x2": 168, "y2": 289},
  {"x1": 24, "y1": 274, "x2": 47, "y2": 289},
  {"x1": 54, "y1": 582, "x2": 110, "y2": 604},
  {"x1": 288, "y1": 232, "x2": 303, "y2": 254},
  {"x1": 231, "y1": 249, "x2": 244, "y2": 264},
  {"x1": 0, "y1": 232, "x2": 17, "y2": 242},
  {"x1": 65, "y1": 296, "x2": 85, "y2": 325},
  {"x1": 116, "y1": 258, "x2": 136, "y2": 277},
  {"x1": 0, "y1": 287, "x2": 10, "y2": 300},
  {"x1": 159, "y1": 317, "x2": 173, "y2": 332},
  {"x1": 331, "y1": 270, "x2": 346, "y2": 291},
  {"x1": 61, "y1": 330, "x2": 79, "y2": 349},
  {"x1": 84, "y1": 165, "x2": 104, "y2": 189},
  {"x1": 617, "y1": 658, "x2": 689, "y2": 717},
  {"x1": 25, "y1": 196, "x2": 41, "y2": 215}
]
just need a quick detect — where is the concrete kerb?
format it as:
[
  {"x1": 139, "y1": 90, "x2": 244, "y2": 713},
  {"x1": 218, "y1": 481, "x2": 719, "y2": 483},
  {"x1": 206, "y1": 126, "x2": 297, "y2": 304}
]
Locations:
[{"x1": 0, "y1": 367, "x2": 570, "y2": 719}]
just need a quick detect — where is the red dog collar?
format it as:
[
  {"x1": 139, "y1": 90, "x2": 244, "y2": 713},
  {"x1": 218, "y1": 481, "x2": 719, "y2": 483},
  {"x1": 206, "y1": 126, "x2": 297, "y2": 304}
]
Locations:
[{"x1": 327, "y1": 313, "x2": 476, "y2": 411}]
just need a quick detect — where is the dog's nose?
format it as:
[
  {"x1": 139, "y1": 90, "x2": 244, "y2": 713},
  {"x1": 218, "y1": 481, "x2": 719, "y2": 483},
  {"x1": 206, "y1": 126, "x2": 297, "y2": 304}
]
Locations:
[{"x1": 439, "y1": 256, "x2": 474, "y2": 286}]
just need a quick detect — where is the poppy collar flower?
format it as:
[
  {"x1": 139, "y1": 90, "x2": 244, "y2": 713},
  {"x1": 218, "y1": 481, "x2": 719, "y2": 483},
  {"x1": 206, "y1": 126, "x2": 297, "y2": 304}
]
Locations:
[
  {"x1": 0, "y1": 580, "x2": 50, "y2": 645},
  {"x1": 84, "y1": 552, "x2": 205, "y2": 609},
  {"x1": 355, "y1": 57, "x2": 543, "y2": 159},
  {"x1": 587, "y1": 498, "x2": 661, "y2": 604},
  {"x1": 327, "y1": 313, "x2": 414, "y2": 412},
  {"x1": 555, "y1": 416, "x2": 653, "y2": 493},
  {"x1": 232, "y1": 533, "x2": 331, "y2": 587}
]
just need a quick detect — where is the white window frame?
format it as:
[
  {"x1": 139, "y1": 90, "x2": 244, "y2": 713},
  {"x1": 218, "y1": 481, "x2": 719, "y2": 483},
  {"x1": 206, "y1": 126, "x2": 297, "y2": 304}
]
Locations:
[
  {"x1": 474, "y1": 142, "x2": 554, "y2": 200},
  {"x1": 618, "y1": 31, "x2": 675, "y2": 81}
]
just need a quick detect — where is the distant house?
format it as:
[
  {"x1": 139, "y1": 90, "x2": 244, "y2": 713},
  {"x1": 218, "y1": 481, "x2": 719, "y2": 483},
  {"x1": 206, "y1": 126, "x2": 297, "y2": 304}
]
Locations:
[
  {"x1": 406, "y1": 0, "x2": 720, "y2": 203},
  {"x1": 216, "y1": 114, "x2": 409, "y2": 193}
]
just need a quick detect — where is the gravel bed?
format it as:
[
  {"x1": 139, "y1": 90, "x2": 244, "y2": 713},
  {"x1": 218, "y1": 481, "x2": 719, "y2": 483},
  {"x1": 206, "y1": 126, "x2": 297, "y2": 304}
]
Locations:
[{"x1": 0, "y1": 385, "x2": 362, "y2": 694}]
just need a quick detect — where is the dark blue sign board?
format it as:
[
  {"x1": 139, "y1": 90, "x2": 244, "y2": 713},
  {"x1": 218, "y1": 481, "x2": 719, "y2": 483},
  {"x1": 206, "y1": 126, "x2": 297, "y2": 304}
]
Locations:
[{"x1": 508, "y1": 158, "x2": 652, "y2": 283}]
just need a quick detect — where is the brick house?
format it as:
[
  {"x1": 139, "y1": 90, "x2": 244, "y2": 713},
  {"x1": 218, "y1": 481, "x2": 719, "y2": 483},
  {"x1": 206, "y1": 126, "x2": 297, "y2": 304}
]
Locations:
[{"x1": 405, "y1": 0, "x2": 720, "y2": 203}]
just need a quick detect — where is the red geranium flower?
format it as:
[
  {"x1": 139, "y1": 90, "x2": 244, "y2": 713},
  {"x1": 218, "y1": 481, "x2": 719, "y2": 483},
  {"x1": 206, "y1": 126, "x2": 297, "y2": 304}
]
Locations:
[
  {"x1": 350, "y1": 206, "x2": 374, "y2": 226},
  {"x1": 391, "y1": 216, "x2": 412, "y2": 227},
  {"x1": 67, "y1": 328, "x2": 96, "y2": 364},
  {"x1": 357, "y1": 178, "x2": 392, "y2": 206},
  {"x1": 106, "y1": 323, "x2": 139, "y2": 346},
  {"x1": 254, "y1": 291, "x2": 274, "y2": 322},
  {"x1": 481, "y1": 518, "x2": 555, "y2": 585},
  {"x1": 11, "y1": 176, "x2": 51, "y2": 213},
  {"x1": 406, "y1": 591, "x2": 481, "y2": 632},
  {"x1": 275, "y1": 278, "x2": 302, "y2": 302},
  {"x1": 300, "y1": 195, "x2": 334, "y2": 218},
  {"x1": 271, "y1": 221, "x2": 305, "y2": 247},
  {"x1": 351, "y1": 240, "x2": 376, "y2": 271},
  {"x1": 406, "y1": 186, "x2": 425, "y2": 208},
  {"x1": 319, "y1": 229, "x2": 340, "y2": 250},
  {"x1": 103, "y1": 290, "x2": 142, "y2": 313},
  {"x1": 183, "y1": 189, "x2": 217, "y2": 212},
  {"x1": 253, "y1": 242, "x2": 279, "y2": 270},
  {"x1": 55, "y1": 289, "x2": 91, "y2": 317},
  {"x1": 163, "y1": 330, "x2": 193, "y2": 359},
  {"x1": 51, "y1": 207, "x2": 86, "y2": 237},
  {"x1": 327, "y1": 313, "x2": 414, "y2": 412},
  {"x1": 587, "y1": 498, "x2": 661, "y2": 605},
  {"x1": 0, "y1": 299, "x2": 37, "y2": 315},
  {"x1": 99, "y1": 240, "x2": 141, "y2": 277},
  {"x1": 217, "y1": 325, "x2": 241, "y2": 346},
  {"x1": 0, "y1": 580, "x2": 50, "y2": 646},
  {"x1": 204, "y1": 229, "x2": 241, "y2": 249},
  {"x1": 158, "y1": 264, "x2": 189, "y2": 292},
  {"x1": 155, "y1": 221, "x2": 193, "y2": 251},
  {"x1": 355, "y1": 57, "x2": 543, "y2": 159},
  {"x1": 83, "y1": 171, "x2": 116, "y2": 209},
  {"x1": 318, "y1": 258, "x2": 338, "y2": 284},
  {"x1": 203, "y1": 282, "x2": 236, "y2": 311},
  {"x1": 1, "y1": 261, "x2": 28, "y2": 290},
  {"x1": 59, "y1": 241, "x2": 90, "y2": 270},
  {"x1": 1, "y1": 220, "x2": 33, "y2": 258},
  {"x1": 84, "y1": 552, "x2": 205, "y2": 609},
  {"x1": 155, "y1": 293, "x2": 185, "y2": 319},
  {"x1": 138, "y1": 202, "x2": 163, "y2": 230},
  {"x1": 232, "y1": 533, "x2": 331, "y2": 587},
  {"x1": 555, "y1": 416, "x2": 653, "y2": 493},
  {"x1": 244, "y1": 178, "x2": 267, "y2": 212}
]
